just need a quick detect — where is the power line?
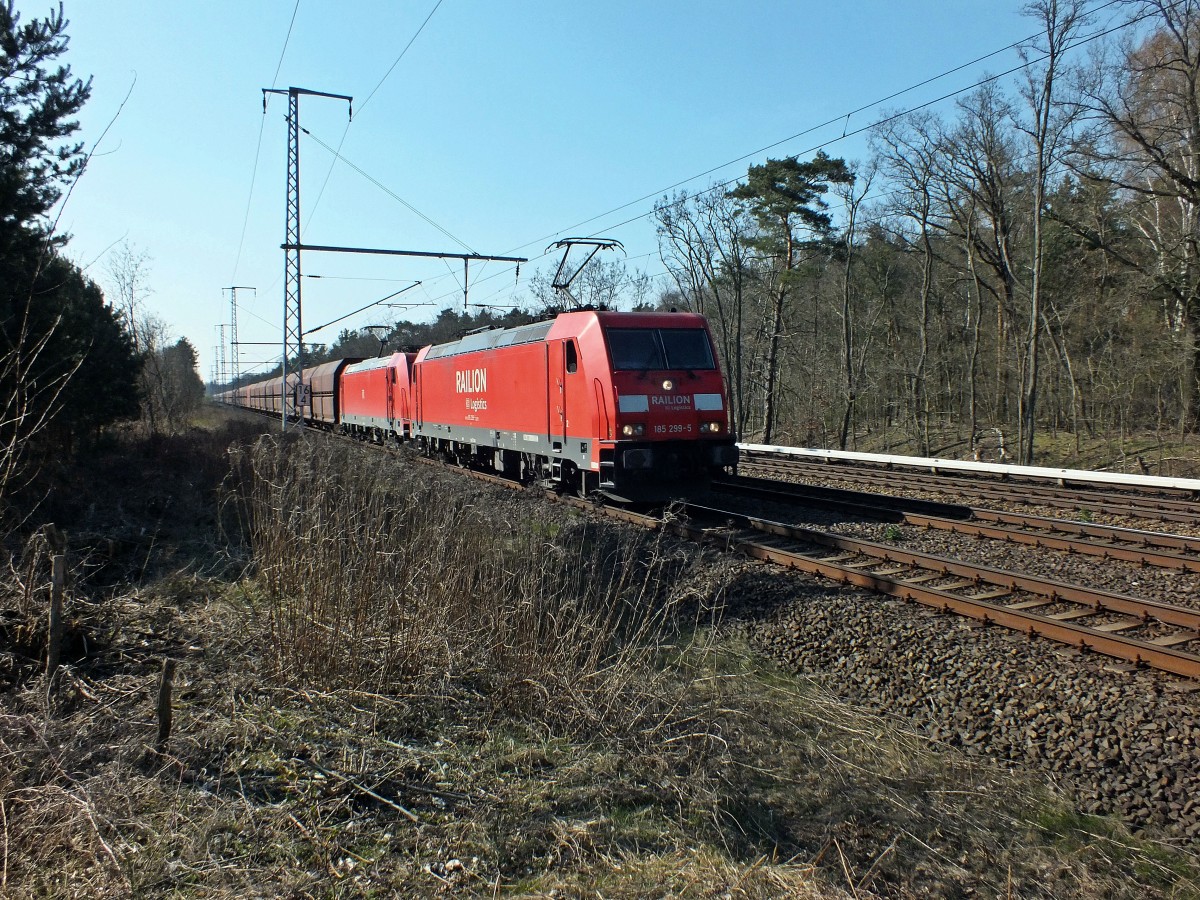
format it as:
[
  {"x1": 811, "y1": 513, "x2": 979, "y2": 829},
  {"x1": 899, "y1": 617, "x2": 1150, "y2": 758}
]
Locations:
[
  {"x1": 304, "y1": 274, "x2": 416, "y2": 282},
  {"x1": 271, "y1": 0, "x2": 301, "y2": 86},
  {"x1": 300, "y1": 126, "x2": 477, "y2": 253},
  {"x1": 305, "y1": 0, "x2": 446, "y2": 233},
  {"x1": 248, "y1": 8, "x2": 1051, "y2": 315},
  {"x1": 303, "y1": 281, "x2": 423, "y2": 336},
  {"x1": 435, "y1": 0, "x2": 1139, "y2": 308},
  {"x1": 302, "y1": 117, "x2": 352, "y2": 241},
  {"x1": 231, "y1": 1, "x2": 444, "y2": 295},
  {"x1": 328, "y1": 0, "x2": 1137, "y2": 316},
  {"x1": 499, "y1": 0, "x2": 1133, "y2": 258},
  {"x1": 230, "y1": 116, "x2": 268, "y2": 283},
  {"x1": 238, "y1": 0, "x2": 1145, "y2": 334},
  {"x1": 357, "y1": 0, "x2": 446, "y2": 116}
]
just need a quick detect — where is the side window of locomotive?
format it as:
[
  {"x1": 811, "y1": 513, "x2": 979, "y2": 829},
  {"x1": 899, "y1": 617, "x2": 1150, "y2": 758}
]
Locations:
[
  {"x1": 607, "y1": 329, "x2": 666, "y2": 370},
  {"x1": 565, "y1": 340, "x2": 578, "y2": 374},
  {"x1": 660, "y1": 329, "x2": 716, "y2": 369}
]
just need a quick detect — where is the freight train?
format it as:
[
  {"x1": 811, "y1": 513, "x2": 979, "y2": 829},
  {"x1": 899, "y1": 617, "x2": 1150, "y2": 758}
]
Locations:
[{"x1": 218, "y1": 309, "x2": 738, "y2": 501}]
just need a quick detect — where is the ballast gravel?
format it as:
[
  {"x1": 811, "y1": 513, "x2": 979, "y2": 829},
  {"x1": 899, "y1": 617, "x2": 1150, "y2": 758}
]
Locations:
[
  {"x1": 732, "y1": 567, "x2": 1200, "y2": 842},
  {"x1": 717, "y1": 500, "x2": 1200, "y2": 847}
]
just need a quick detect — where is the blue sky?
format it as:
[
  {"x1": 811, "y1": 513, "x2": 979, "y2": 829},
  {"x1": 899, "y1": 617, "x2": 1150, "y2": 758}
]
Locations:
[{"x1": 52, "y1": 1, "x2": 1048, "y2": 382}]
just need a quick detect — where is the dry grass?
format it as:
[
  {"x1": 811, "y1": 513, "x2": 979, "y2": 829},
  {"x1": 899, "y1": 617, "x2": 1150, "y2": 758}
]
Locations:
[
  {"x1": 224, "y1": 433, "x2": 716, "y2": 734},
  {"x1": 0, "y1": 421, "x2": 1197, "y2": 897}
]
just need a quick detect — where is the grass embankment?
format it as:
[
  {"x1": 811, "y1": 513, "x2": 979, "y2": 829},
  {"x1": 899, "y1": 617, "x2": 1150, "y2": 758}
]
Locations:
[{"x1": 0, "y1": 421, "x2": 1196, "y2": 897}]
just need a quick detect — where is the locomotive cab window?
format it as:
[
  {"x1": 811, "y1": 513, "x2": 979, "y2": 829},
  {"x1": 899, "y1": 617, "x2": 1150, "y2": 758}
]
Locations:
[
  {"x1": 565, "y1": 340, "x2": 578, "y2": 373},
  {"x1": 606, "y1": 328, "x2": 716, "y2": 371},
  {"x1": 659, "y1": 329, "x2": 716, "y2": 370}
]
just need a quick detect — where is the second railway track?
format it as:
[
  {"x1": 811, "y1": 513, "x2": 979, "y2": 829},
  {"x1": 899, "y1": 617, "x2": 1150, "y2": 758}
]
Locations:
[
  {"x1": 740, "y1": 450, "x2": 1200, "y2": 527},
  {"x1": 715, "y1": 475, "x2": 1200, "y2": 573},
  {"x1": 391, "y1": 439, "x2": 1200, "y2": 681}
]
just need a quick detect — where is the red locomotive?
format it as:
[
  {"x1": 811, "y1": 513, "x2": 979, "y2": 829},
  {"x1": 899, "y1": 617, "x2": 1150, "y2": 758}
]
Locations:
[
  {"x1": 219, "y1": 309, "x2": 738, "y2": 501},
  {"x1": 339, "y1": 352, "x2": 417, "y2": 442},
  {"x1": 412, "y1": 309, "x2": 736, "y2": 499}
]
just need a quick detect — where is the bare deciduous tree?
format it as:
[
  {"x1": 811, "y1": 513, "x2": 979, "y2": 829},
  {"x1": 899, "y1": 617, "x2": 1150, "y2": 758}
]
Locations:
[
  {"x1": 872, "y1": 113, "x2": 943, "y2": 455},
  {"x1": 1015, "y1": 0, "x2": 1089, "y2": 462},
  {"x1": 833, "y1": 162, "x2": 877, "y2": 450},
  {"x1": 655, "y1": 186, "x2": 757, "y2": 436},
  {"x1": 1074, "y1": 0, "x2": 1200, "y2": 431}
]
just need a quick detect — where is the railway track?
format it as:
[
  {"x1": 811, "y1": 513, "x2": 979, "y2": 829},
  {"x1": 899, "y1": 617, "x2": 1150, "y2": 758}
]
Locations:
[
  {"x1": 384, "y1": 440, "x2": 1200, "y2": 680},
  {"x1": 688, "y1": 505, "x2": 1200, "y2": 679},
  {"x1": 740, "y1": 450, "x2": 1200, "y2": 526},
  {"x1": 579, "y1": 489, "x2": 1200, "y2": 679}
]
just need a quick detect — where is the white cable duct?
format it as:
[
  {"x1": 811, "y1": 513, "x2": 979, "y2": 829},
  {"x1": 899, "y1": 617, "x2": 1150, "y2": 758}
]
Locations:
[{"x1": 738, "y1": 444, "x2": 1200, "y2": 493}]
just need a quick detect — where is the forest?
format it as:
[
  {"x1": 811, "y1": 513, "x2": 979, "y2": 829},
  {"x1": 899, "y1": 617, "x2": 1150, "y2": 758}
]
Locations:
[
  {"x1": 0, "y1": 1, "x2": 208, "y2": 518},
  {"x1": 654, "y1": 0, "x2": 1200, "y2": 465}
]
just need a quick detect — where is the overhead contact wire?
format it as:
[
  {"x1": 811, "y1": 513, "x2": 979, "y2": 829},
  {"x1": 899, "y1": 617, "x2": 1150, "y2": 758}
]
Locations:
[
  {"x1": 304, "y1": 1, "x2": 450, "y2": 237},
  {"x1": 506, "y1": 0, "x2": 1132, "y2": 254},
  {"x1": 357, "y1": 0, "x2": 446, "y2": 116},
  {"x1": 289, "y1": 0, "x2": 1142, "y2": 317},
  {"x1": 301, "y1": 126, "x2": 477, "y2": 253}
]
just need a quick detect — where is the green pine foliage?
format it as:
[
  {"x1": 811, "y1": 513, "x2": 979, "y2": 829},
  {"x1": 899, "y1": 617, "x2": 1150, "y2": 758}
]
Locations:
[{"x1": 1, "y1": 1, "x2": 142, "y2": 493}]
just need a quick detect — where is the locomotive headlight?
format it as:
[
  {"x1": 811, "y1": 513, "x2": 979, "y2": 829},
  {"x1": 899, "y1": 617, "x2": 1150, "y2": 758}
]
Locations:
[
  {"x1": 621, "y1": 424, "x2": 645, "y2": 436},
  {"x1": 661, "y1": 379, "x2": 674, "y2": 391},
  {"x1": 701, "y1": 422, "x2": 722, "y2": 433}
]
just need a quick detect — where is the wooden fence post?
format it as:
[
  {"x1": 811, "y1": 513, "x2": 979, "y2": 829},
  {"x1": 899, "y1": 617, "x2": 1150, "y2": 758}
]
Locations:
[{"x1": 156, "y1": 658, "x2": 177, "y2": 755}]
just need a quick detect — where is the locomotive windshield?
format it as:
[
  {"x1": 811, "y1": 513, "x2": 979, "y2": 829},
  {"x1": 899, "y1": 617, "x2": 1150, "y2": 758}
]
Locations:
[{"x1": 606, "y1": 328, "x2": 716, "y2": 371}]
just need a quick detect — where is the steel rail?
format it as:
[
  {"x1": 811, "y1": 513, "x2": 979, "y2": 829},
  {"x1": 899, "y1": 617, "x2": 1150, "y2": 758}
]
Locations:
[
  {"x1": 217, "y1": 405, "x2": 1200, "y2": 676},
  {"x1": 714, "y1": 476, "x2": 1200, "y2": 572},
  {"x1": 715, "y1": 474, "x2": 972, "y2": 521},
  {"x1": 463, "y1": 484, "x2": 1194, "y2": 678},
  {"x1": 680, "y1": 504, "x2": 1200, "y2": 679},
  {"x1": 513, "y1": 482, "x2": 1200, "y2": 677},
  {"x1": 906, "y1": 509, "x2": 1200, "y2": 573}
]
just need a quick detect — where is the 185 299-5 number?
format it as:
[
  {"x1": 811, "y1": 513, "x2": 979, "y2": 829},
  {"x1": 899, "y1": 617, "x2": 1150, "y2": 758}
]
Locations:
[{"x1": 652, "y1": 423, "x2": 693, "y2": 434}]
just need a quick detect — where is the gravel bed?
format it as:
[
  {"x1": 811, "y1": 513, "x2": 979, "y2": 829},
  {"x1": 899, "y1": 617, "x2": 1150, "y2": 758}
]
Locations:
[
  {"x1": 703, "y1": 476, "x2": 1200, "y2": 847},
  {"x1": 727, "y1": 565, "x2": 1200, "y2": 845},
  {"x1": 740, "y1": 460, "x2": 1200, "y2": 537},
  {"x1": 830, "y1": 519, "x2": 1200, "y2": 609}
]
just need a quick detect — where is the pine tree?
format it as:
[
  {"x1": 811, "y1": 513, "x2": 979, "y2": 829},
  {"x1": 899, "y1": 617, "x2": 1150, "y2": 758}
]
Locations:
[
  {"x1": 729, "y1": 153, "x2": 854, "y2": 442},
  {"x1": 0, "y1": 0, "x2": 91, "y2": 252},
  {"x1": 1, "y1": 2, "x2": 138, "y2": 501}
]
